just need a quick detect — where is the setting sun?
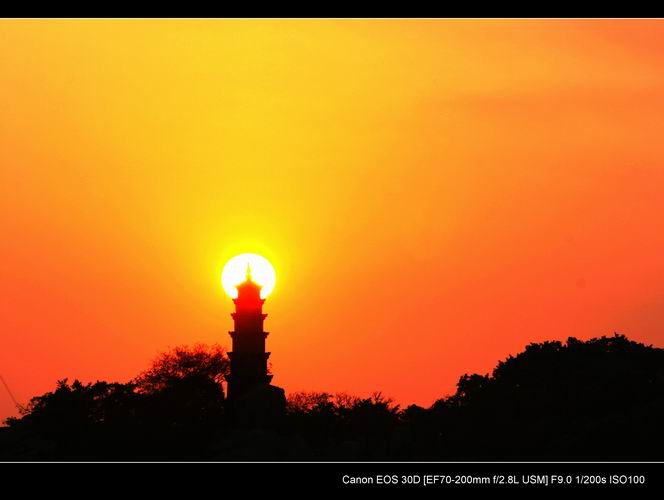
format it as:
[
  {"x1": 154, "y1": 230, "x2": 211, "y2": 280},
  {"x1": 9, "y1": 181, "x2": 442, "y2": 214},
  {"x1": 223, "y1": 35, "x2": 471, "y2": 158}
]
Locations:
[{"x1": 221, "y1": 253, "x2": 276, "y2": 299}]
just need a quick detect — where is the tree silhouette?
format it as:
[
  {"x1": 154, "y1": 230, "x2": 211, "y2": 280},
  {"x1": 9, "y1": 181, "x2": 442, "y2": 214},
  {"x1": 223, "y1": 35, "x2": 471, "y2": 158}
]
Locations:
[
  {"x1": 131, "y1": 343, "x2": 230, "y2": 459},
  {"x1": 134, "y1": 343, "x2": 229, "y2": 394},
  {"x1": 1, "y1": 344, "x2": 230, "y2": 460},
  {"x1": 431, "y1": 334, "x2": 664, "y2": 460},
  {"x1": 2, "y1": 379, "x2": 140, "y2": 459}
]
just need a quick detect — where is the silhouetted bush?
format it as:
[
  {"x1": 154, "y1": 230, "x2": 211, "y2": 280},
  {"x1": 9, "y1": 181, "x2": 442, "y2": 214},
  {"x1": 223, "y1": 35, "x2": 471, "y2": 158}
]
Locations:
[{"x1": 282, "y1": 391, "x2": 401, "y2": 459}]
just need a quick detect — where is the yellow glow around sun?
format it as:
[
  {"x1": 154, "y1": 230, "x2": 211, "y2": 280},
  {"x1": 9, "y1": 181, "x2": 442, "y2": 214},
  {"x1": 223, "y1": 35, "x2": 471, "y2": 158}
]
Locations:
[{"x1": 221, "y1": 253, "x2": 276, "y2": 299}]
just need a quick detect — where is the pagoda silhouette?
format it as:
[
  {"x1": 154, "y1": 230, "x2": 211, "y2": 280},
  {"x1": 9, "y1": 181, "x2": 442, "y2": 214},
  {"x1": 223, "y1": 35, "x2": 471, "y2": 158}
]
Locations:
[{"x1": 226, "y1": 263, "x2": 285, "y2": 426}]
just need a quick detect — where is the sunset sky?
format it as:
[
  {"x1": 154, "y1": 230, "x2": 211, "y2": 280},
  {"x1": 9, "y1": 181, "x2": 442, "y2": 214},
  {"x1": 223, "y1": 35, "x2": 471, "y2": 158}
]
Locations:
[{"x1": 3, "y1": 19, "x2": 664, "y2": 421}]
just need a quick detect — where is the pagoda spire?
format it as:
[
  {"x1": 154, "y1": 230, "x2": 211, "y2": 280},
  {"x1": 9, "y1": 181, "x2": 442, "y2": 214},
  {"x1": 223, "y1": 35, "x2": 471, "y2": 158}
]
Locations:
[{"x1": 227, "y1": 262, "x2": 271, "y2": 402}]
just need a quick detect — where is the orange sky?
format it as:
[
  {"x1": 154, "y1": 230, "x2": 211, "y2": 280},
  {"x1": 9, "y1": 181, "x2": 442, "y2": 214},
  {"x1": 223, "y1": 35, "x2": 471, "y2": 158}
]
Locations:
[{"x1": 3, "y1": 19, "x2": 664, "y2": 421}]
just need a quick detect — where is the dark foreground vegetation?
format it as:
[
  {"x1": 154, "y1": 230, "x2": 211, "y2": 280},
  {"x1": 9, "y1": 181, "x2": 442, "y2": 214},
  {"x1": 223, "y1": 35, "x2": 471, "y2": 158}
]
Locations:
[{"x1": 1, "y1": 334, "x2": 663, "y2": 461}]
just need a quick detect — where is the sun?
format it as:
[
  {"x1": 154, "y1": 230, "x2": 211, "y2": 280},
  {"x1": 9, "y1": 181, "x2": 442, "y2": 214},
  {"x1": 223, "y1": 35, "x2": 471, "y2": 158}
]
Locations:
[{"x1": 221, "y1": 253, "x2": 276, "y2": 299}]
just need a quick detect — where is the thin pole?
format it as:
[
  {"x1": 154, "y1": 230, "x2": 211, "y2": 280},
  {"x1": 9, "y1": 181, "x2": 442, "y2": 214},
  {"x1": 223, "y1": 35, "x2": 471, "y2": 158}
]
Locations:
[{"x1": 0, "y1": 374, "x2": 24, "y2": 412}]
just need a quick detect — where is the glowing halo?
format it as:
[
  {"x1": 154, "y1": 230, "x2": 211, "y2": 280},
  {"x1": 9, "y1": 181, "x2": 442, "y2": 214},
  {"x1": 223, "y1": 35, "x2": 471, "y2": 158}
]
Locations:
[{"x1": 221, "y1": 253, "x2": 276, "y2": 299}]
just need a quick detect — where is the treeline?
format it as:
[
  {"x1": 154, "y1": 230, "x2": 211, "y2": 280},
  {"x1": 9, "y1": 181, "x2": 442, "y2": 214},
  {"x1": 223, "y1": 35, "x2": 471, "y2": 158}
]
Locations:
[{"x1": 1, "y1": 334, "x2": 663, "y2": 460}]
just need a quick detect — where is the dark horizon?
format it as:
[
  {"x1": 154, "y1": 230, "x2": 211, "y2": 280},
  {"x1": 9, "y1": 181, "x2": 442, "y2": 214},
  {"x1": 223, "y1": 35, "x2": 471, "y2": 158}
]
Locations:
[{"x1": 2, "y1": 332, "x2": 663, "y2": 462}]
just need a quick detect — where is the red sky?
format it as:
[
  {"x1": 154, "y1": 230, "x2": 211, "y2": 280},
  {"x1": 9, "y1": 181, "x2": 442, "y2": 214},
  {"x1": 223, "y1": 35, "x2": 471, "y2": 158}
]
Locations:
[{"x1": 3, "y1": 19, "x2": 664, "y2": 421}]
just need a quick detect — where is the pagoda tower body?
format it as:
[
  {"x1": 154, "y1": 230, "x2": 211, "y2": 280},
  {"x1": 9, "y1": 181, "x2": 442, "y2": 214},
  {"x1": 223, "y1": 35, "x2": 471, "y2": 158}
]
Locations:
[{"x1": 226, "y1": 265, "x2": 273, "y2": 401}]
